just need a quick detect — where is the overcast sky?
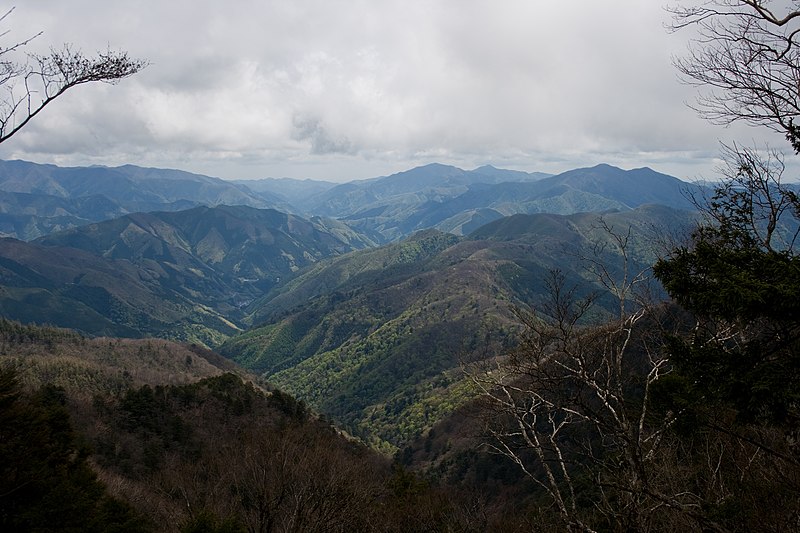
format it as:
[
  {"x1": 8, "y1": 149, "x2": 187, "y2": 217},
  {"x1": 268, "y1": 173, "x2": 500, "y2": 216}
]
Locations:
[{"x1": 0, "y1": 1, "x2": 789, "y2": 182}]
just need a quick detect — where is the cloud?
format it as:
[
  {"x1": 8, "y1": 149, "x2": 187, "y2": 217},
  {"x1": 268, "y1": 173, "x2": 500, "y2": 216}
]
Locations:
[
  {"x1": 292, "y1": 114, "x2": 355, "y2": 155},
  {"x1": 0, "y1": 1, "x2": 783, "y2": 181}
]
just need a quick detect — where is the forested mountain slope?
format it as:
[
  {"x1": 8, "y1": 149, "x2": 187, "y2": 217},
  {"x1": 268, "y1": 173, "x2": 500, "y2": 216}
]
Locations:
[
  {"x1": 0, "y1": 206, "x2": 374, "y2": 344},
  {"x1": 307, "y1": 163, "x2": 697, "y2": 241},
  {"x1": 220, "y1": 205, "x2": 695, "y2": 450},
  {"x1": 0, "y1": 320, "x2": 509, "y2": 532},
  {"x1": 0, "y1": 159, "x2": 288, "y2": 240}
]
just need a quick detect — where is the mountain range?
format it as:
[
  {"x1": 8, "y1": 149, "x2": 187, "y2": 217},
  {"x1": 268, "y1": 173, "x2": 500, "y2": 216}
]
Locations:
[
  {"x1": 220, "y1": 205, "x2": 695, "y2": 449},
  {"x1": 3, "y1": 139, "x2": 797, "y2": 533},
  {"x1": 0, "y1": 157, "x2": 702, "y2": 448},
  {"x1": 0, "y1": 205, "x2": 373, "y2": 344},
  {"x1": 0, "y1": 159, "x2": 288, "y2": 240},
  {"x1": 297, "y1": 163, "x2": 695, "y2": 241},
  {"x1": 0, "y1": 159, "x2": 699, "y2": 243}
]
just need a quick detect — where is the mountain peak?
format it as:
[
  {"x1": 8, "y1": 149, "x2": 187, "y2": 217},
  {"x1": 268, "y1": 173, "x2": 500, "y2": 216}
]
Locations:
[
  {"x1": 399, "y1": 162, "x2": 463, "y2": 175},
  {"x1": 587, "y1": 163, "x2": 622, "y2": 171}
]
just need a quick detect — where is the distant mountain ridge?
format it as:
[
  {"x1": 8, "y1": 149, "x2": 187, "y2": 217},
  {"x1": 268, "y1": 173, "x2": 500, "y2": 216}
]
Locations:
[
  {"x1": 0, "y1": 159, "x2": 698, "y2": 244},
  {"x1": 0, "y1": 159, "x2": 289, "y2": 240},
  {"x1": 231, "y1": 177, "x2": 337, "y2": 208},
  {"x1": 0, "y1": 160, "x2": 272, "y2": 206},
  {"x1": 306, "y1": 163, "x2": 697, "y2": 241},
  {"x1": 0, "y1": 189, "x2": 132, "y2": 240},
  {"x1": 307, "y1": 163, "x2": 551, "y2": 218}
]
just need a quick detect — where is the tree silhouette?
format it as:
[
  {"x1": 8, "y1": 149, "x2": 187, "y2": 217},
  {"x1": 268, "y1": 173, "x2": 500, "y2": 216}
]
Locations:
[{"x1": 0, "y1": 7, "x2": 145, "y2": 145}]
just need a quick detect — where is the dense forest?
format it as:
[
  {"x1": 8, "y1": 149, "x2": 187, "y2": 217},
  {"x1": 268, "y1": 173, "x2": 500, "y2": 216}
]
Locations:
[{"x1": 0, "y1": 322, "x2": 529, "y2": 532}]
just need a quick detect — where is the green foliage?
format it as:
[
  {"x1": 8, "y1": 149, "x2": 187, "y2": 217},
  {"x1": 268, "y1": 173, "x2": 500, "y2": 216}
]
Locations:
[
  {"x1": 268, "y1": 387, "x2": 308, "y2": 422},
  {"x1": 654, "y1": 224, "x2": 800, "y2": 427},
  {"x1": 655, "y1": 220, "x2": 800, "y2": 317},
  {"x1": 0, "y1": 317, "x2": 84, "y2": 347}
]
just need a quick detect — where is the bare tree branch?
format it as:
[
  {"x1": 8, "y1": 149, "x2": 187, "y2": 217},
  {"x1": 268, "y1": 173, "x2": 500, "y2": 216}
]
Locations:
[
  {"x1": 467, "y1": 224, "x2": 709, "y2": 530},
  {"x1": 668, "y1": 1, "x2": 800, "y2": 149},
  {"x1": 0, "y1": 11, "x2": 146, "y2": 145}
]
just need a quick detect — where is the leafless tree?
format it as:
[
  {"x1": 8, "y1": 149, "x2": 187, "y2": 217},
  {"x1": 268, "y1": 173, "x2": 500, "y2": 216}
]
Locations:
[
  {"x1": 667, "y1": 1, "x2": 800, "y2": 152},
  {"x1": 701, "y1": 142, "x2": 800, "y2": 252},
  {"x1": 469, "y1": 226, "x2": 733, "y2": 532},
  {"x1": 0, "y1": 7, "x2": 146, "y2": 145},
  {"x1": 666, "y1": 2, "x2": 800, "y2": 259}
]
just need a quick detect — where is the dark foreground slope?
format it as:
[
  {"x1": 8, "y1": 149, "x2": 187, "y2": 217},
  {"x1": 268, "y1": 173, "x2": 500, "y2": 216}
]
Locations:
[{"x1": 0, "y1": 320, "x2": 516, "y2": 532}]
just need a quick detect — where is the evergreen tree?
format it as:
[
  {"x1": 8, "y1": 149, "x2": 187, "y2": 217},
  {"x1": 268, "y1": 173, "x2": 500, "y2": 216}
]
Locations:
[
  {"x1": 653, "y1": 149, "x2": 800, "y2": 430},
  {"x1": 0, "y1": 367, "x2": 149, "y2": 532}
]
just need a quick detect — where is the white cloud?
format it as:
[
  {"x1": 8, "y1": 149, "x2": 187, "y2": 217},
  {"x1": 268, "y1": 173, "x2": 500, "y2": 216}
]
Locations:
[{"x1": 0, "y1": 0, "x2": 786, "y2": 181}]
